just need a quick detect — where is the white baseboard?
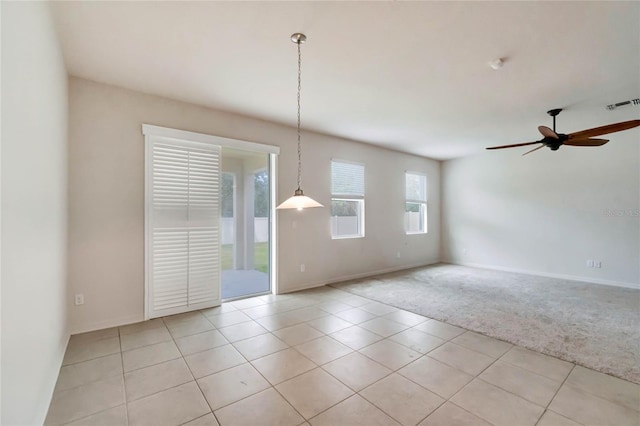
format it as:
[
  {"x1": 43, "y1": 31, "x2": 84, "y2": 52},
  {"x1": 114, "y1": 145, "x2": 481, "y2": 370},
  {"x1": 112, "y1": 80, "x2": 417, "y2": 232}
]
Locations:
[
  {"x1": 70, "y1": 314, "x2": 144, "y2": 335},
  {"x1": 447, "y1": 261, "x2": 640, "y2": 290},
  {"x1": 280, "y1": 259, "x2": 440, "y2": 294}
]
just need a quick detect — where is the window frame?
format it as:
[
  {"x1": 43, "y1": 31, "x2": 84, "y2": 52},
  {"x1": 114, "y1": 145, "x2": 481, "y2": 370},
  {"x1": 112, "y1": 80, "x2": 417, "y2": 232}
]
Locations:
[
  {"x1": 331, "y1": 159, "x2": 365, "y2": 239},
  {"x1": 405, "y1": 171, "x2": 428, "y2": 235}
]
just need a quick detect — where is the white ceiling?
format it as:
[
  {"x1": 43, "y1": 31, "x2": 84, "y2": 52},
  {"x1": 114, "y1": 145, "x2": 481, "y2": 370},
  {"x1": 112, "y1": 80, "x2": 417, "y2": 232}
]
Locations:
[{"x1": 51, "y1": 1, "x2": 639, "y2": 160}]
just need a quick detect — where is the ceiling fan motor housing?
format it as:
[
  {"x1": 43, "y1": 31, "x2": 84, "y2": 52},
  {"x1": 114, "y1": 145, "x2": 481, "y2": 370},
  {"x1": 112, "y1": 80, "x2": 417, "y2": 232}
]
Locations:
[{"x1": 545, "y1": 134, "x2": 567, "y2": 150}]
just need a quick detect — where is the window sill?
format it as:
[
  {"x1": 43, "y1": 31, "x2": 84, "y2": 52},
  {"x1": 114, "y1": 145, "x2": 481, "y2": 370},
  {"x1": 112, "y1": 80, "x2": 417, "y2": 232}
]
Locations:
[
  {"x1": 331, "y1": 235, "x2": 365, "y2": 240},
  {"x1": 405, "y1": 231, "x2": 427, "y2": 235}
]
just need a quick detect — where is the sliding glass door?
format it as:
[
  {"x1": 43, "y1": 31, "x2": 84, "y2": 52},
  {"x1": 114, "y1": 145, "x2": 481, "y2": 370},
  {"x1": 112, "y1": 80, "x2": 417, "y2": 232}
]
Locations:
[
  {"x1": 220, "y1": 149, "x2": 271, "y2": 300},
  {"x1": 144, "y1": 125, "x2": 278, "y2": 318}
]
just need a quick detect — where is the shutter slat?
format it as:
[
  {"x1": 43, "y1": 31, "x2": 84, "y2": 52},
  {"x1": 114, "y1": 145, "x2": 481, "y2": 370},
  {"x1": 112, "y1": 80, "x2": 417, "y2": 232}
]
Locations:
[
  {"x1": 405, "y1": 173, "x2": 427, "y2": 202},
  {"x1": 188, "y1": 225, "x2": 219, "y2": 307},
  {"x1": 331, "y1": 161, "x2": 365, "y2": 196}
]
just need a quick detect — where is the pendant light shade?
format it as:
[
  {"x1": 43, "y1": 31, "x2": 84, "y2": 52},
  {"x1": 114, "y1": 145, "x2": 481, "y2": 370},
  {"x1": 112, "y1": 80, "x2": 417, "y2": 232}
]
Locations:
[
  {"x1": 277, "y1": 189, "x2": 324, "y2": 211},
  {"x1": 277, "y1": 33, "x2": 323, "y2": 210}
]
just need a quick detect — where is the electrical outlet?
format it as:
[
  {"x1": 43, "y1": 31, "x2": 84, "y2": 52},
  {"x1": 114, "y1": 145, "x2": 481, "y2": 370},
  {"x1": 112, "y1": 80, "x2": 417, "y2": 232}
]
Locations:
[
  {"x1": 587, "y1": 260, "x2": 594, "y2": 268},
  {"x1": 396, "y1": 251, "x2": 401, "y2": 258},
  {"x1": 74, "y1": 294, "x2": 84, "y2": 305},
  {"x1": 300, "y1": 264, "x2": 305, "y2": 272},
  {"x1": 595, "y1": 261, "x2": 602, "y2": 268}
]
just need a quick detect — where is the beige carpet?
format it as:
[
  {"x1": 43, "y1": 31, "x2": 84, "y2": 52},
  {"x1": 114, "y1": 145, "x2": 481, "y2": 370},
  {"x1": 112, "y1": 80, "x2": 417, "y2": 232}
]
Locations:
[{"x1": 330, "y1": 263, "x2": 640, "y2": 384}]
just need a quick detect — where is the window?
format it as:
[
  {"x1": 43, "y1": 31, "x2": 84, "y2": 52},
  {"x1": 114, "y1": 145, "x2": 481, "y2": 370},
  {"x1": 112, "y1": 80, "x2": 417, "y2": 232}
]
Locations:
[
  {"x1": 405, "y1": 172, "x2": 427, "y2": 234},
  {"x1": 331, "y1": 160, "x2": 365, "y2": 238}
]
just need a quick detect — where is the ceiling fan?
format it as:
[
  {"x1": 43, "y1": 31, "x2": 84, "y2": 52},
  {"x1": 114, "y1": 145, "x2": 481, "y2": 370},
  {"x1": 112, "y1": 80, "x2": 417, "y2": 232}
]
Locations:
[{"x1": 486, "y1": 109, "x2": 640, "y2": 156}]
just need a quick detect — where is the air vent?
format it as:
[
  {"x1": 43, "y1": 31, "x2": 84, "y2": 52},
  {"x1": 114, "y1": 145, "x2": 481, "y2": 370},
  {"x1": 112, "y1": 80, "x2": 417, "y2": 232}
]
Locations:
[{"x1": 606, "y1": 98, "x2": 640, "y2": 111}]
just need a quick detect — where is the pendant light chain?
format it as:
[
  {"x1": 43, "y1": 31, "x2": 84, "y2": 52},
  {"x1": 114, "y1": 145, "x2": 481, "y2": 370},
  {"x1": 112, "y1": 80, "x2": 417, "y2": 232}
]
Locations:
[
  {"x1": 296, "y1": 40, "x2": 302, "y2": 191},
  {"x1": 275, "y1": 33, "x2": 323, "y2": 210}
]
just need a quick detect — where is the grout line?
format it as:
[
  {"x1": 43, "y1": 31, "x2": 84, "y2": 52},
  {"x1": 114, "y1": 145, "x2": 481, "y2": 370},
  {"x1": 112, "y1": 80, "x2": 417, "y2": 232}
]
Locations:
[
  {"x1": 172, "y1": 319, "x2": 225, "y2": 425},
  {"x1": 199, "y1": 363, "x2": 271, "y2": 413},
  {"x1": 469, "y1": 348, "x2": 503, "y2": 377},
  {"x1": 498, "y1": 346, "x2": 576, "y2": 382},
  {"x1": 269, "y1": 379, "x2": 312, "y2": 422},
  {"x1": 534, "y1": 364, "x2": 578, "y2": 426},
  {"x1": 56, "y1": 405, "x2": 128, "y2": 426},
  {"x1": 186, "y1": 355, "x2": 217, "y2": 424},
  {"x1": 445, "y1": 379, "x2": 498, "y2": 426},
  {"x1": 269, "y1": 343, "x2": 375, "y2": 423},
  {"x1": 394, "y1": 359, "x2": 461, "y2": 401},
  {"x1": 125, "y1": 379, "x2": 197, "y2": 406},
  {"x1": 121, "y1": 337, "x2": 174, "y2": 354},
  {"x1": 292, "y1": 389, "x2": 355, "y2": 423},
  {"x1": 58, "y1": 349, "x2": 122, "y2": 369},
  {"x1": 178, "y1": 412, "x2": 214, "y2": 426},
  {"x1": 359, "y1": 385, "x2": 446, "y2": 426},
  {"x1": 118, "y1": 327, "x2": 131, "y2": 426},
  {"x1": 195, "y1": 338, "x2": 309, "y2": 422},
  {"x1": 548, "y1": 365, "x2": 577, "y2": 408},
  {"x1": 121, "y1": 350, "x2": 182, "y2": 374},
  {"x1": 445, "y1": 401, "x2": 494, "y2": 425},
  {"x1": 423, "y1": 340, "x2": 502, "y2": 373},
  {"x1": 302, "y1": 331, "x2": 442, "y2": 424}
]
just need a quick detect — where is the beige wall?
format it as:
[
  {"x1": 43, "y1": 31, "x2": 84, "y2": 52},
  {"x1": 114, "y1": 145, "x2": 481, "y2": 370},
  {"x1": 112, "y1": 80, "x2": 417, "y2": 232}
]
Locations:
[
  {"x1": 68, "y1": 77, "x2": 440, "y2": 333},
  {"x1": 441, "y1": 108, "x2": 640, "y2": 288},
  {"x1": 1, "y1": 2, "x2": 69, "y2": 424}
]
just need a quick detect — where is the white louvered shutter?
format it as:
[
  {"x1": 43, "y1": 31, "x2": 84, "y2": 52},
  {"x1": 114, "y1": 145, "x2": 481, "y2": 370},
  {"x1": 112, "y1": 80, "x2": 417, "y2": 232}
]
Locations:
[
  {"x1": 331, "y1": 161, "x2": 365, "y2": 199},
  {"x1": 147, "y1": 138, "x2": 221, "y2": 318}
]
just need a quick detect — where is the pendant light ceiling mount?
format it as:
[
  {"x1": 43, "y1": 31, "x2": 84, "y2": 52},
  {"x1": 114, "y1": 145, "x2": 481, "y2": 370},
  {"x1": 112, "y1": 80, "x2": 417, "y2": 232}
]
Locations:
[
  {"x1": 276, "y1": 33, "x2": 323, "y2": 211},
  {"x1": 291, "y1": 32, "x2": 306, "y2": 44}
]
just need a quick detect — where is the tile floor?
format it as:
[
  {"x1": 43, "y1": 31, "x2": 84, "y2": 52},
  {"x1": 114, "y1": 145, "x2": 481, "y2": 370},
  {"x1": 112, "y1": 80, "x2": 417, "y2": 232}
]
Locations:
[{"x1": 46, "y1": 286, "x2": 640, "y2": 426}]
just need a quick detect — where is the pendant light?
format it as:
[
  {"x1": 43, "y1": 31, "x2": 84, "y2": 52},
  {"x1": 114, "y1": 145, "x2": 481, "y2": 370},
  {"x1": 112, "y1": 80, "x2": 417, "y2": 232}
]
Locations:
[{"x1": 276, "y1": 33, "x2": 323, "y2": 211}]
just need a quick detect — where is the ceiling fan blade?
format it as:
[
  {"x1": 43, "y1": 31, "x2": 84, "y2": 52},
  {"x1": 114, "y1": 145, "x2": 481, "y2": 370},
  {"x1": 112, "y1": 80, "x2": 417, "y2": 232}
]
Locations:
[
  {"x1": 568, "y1": 120, "x2": 640, "y2": 139},
  {"x1": 538, "y1": 126, "x2": 559, "y2": 139},
  {"x1": 522, "y1": 144, "x2": 545, "y2": 156},
  {"x1": 563, "y1": 138, "x2": 609, "y2": 147},
  {"x1": 486, "y1": 141, "x2": 540, "y2": 150}
]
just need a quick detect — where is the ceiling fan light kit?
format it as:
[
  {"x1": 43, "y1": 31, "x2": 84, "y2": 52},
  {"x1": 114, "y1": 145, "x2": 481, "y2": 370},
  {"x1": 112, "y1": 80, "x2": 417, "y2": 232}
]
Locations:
[
  {"x1": 277, "y1": 33, "x2": 323, "y2": 211},
  {"x1": 486, "y1": 108, "x2": 640, "y2": 156}
]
